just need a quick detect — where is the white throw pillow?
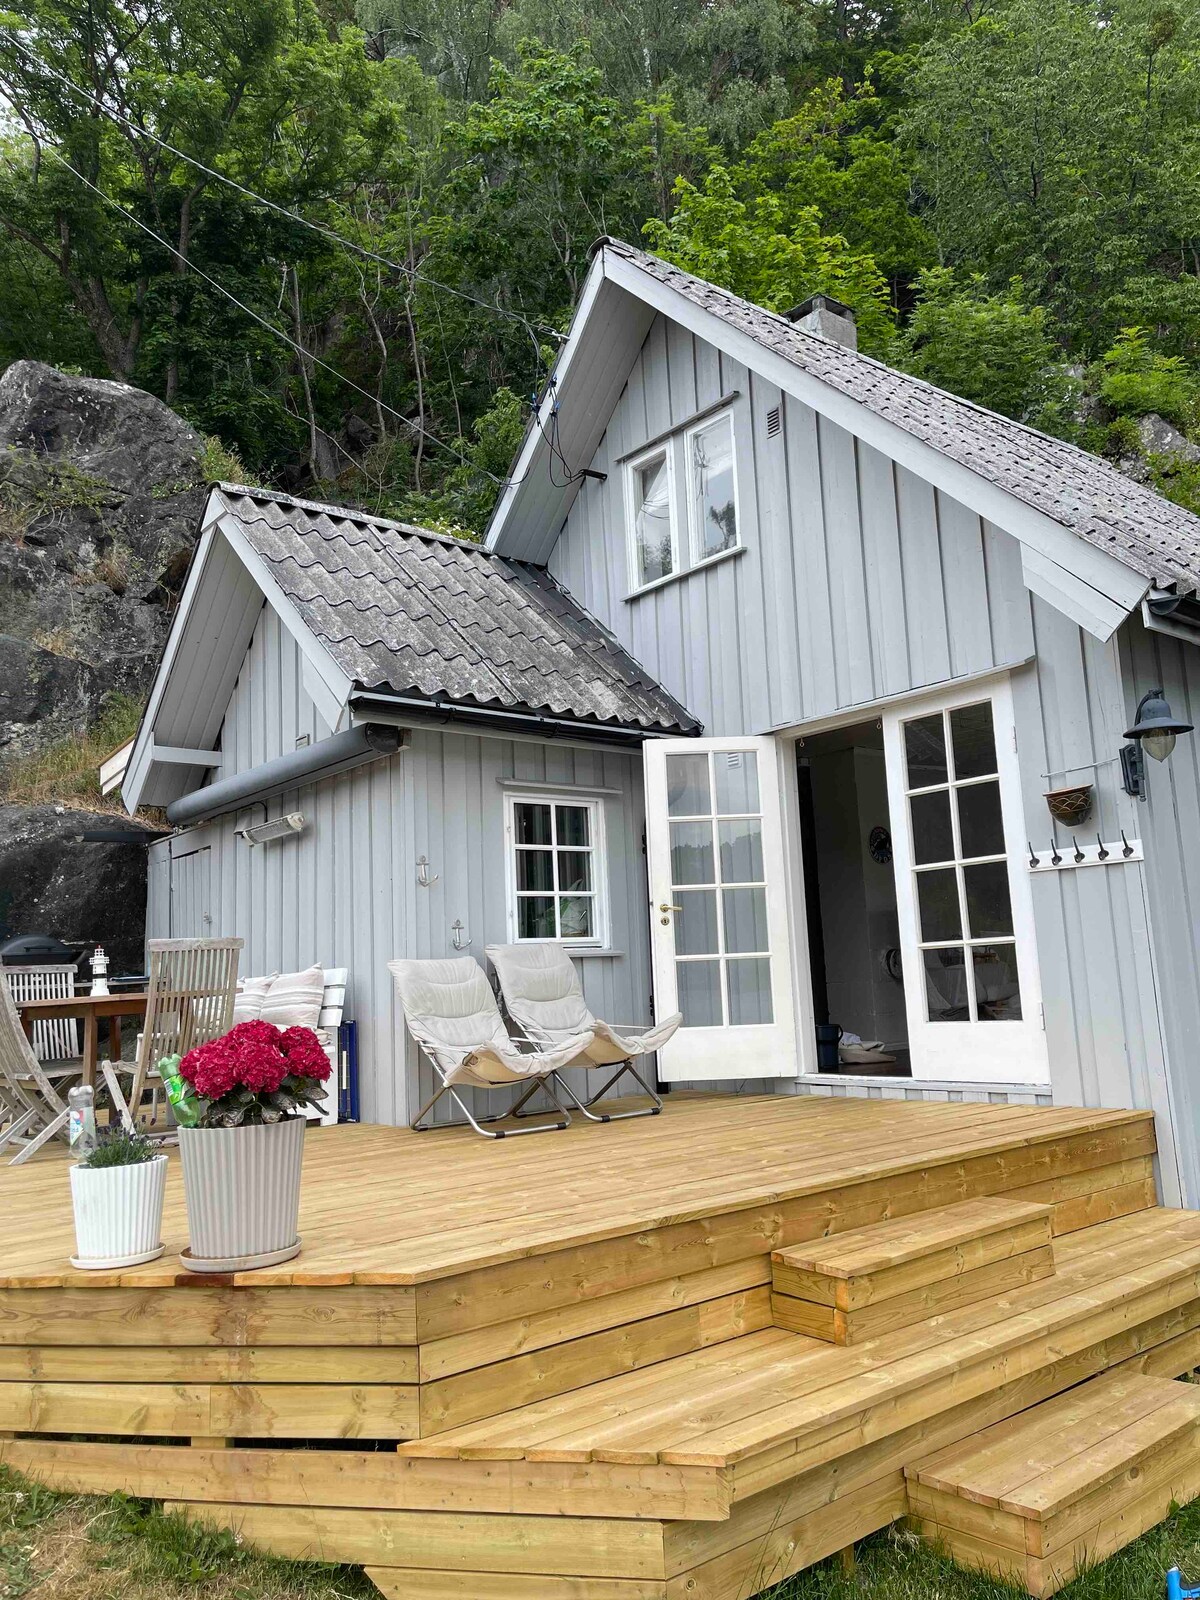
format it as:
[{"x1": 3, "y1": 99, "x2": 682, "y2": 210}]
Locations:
[
  {"x1": 260, "y1": 965, "x2": 325, "y2": 1031},
  {"x1": 232, "y1": 974, "x2": 273, "y2": 1025}
]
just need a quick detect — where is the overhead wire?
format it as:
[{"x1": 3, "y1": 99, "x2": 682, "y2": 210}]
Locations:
[
  {"x1": 3, "y1": 31, "x2": 593, "y2": 494},
  {"x1": 43, "y1": 147, "x2": 492, "y2": 478},
  {"x1": 2, "y1": 30, "x2": 566, "y2": 352}
]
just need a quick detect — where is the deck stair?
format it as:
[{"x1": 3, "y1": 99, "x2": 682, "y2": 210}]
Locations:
[
  {"x1": 771, "y1": 1196, "x2": 1057, "y2": 1344},
  {"x1": 905, "y1": 1372, "x2": 1200, "y2": 1597}
]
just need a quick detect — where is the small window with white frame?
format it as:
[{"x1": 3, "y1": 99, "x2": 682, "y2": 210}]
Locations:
[
  {"x1": 626, "y1": 444, "x2": 677, "y2": 590},
  {"x1": 506, "y1": 794, "x2": 606, "y2": 944},
  {"x1": 685, "y1": 411, "x2": 738, "y2": 563}
]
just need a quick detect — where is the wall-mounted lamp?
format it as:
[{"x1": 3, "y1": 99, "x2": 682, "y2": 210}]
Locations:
[
  {"x1": 241, "y1": 812, "x2": 306, "y2": 846},
  {"x1": 1120, "y1": 688, "x2": 1194, "y2": 799}
]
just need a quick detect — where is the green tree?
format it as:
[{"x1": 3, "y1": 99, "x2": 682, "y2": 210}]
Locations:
[
  {"x1": 644, "y1": 165, "x2": 896, "y2": 353},
  {"x1": 737, "y1": 78, "x2": 935, "y2": 286},
  {"x1": 903, "y1": 0, "x2": 1200, "y2": 356},
  {"x1": 0, "y1": 0, "x2": 405, "y2": 469}
]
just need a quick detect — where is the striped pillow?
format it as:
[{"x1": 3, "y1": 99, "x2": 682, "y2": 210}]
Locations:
[
  {"x1": 260, "y1": 965, "x2": 325, "y2": 1031},
  {"x1": 232, "y1": 975, "x2": 273, "y2": 1025}
]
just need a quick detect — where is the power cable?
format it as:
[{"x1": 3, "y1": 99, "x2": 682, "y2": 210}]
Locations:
[
  {"x1": 2, "y1": 30, "x2": 567, "y2": 355},
  {"x1": 44, "y1": 146, "x2": 494, "y2": 478}
]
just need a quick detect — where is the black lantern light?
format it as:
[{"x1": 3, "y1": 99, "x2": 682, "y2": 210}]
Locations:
[{"x1": 1120, "y1": 688, "x2": 1194, "y2": 799}]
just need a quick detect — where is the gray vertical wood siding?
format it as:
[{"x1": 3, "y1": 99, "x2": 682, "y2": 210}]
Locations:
[
  {"x1": 1120, "y1": 616, "x2": 1200, "y2": 1207},
  {"x1": 548, "y1": 313, "x2": 1034, "y2": 734},
  {"x1": 545, "y1": 311, "x2": 1190, "y2": 1194},
  {"x1": 146, "y1": 606, "x2": 654, "y2": 1128}
]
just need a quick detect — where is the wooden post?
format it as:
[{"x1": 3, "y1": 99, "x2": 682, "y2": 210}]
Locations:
[{"x1": 839, "y1": 1544, "x2": 857, "y2": 1576}]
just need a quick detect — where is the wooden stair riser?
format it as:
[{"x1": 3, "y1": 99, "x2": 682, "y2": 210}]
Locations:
[
  {"x1": 420, "y1": 1290, "x2": 770, "y2": 1434},
  {"x1": 773, "y1": 1213, "x2": 1053, "y2": 1310},
  {"x1": 773, "y1": 1247, "x2": 1057, "y2": 1344},
  {"x1": 905, "y1": 1373, "x2": 1200, "y2": 1598},
  {"x1": 410, "y1": 1122, "x2": 1155, "y2": 1341},
  {"x1": 0, "y1": 1436, "x2": 730, "y2": 1521},
  {"x1": 770, "y1": 1198, "x2": 1055, "y2": 1346}
]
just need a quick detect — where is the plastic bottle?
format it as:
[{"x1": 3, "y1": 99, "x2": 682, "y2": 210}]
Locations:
[
  {"x1": 159, "y1": 1055, "x2": 201, "y2": 1127},
  {"x1": 68, "y1": 1083, "x2": 97, "y2": 1157}
]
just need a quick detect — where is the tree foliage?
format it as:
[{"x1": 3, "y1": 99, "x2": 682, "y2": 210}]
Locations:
[{"x1": 0, "y1": 0, "x2": 1198, "y2": 526}]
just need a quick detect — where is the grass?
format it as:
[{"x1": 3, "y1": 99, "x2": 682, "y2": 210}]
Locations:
[
  {"x1": 2, "y1": 1463, "x2": 1199, "y2": 1600},
  {"x1": 0, "y1": 1468, "x2": 374, "y2": 1600},
  {"x1": 0, "y1": 693, "x2": 145, "y2": 815}
]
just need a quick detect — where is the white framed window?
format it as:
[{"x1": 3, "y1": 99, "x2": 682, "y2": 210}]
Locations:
[
  {"x1": 505, "y1": 794, "x2": 607, "y2": 944},
  {"x1": 685, "y1": 411, "x2": 739, "y2": 563},
  {"x1": 625, "y1": 443, "x2": 678, "y2": 591}
]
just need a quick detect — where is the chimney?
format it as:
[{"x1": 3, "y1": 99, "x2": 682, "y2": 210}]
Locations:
[{"x1": 785, "y1": 293, "x2": 857, "y2": 351}]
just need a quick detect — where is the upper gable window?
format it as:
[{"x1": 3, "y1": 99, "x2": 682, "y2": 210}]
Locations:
[
  {"x1": 627, "y1": 445, "x2": 677, "y2": 589},
  {"x1": 624, "y1": 404, "x2": 741, "y2": 594},
  {"x1": 686, "y1": 413, "x2": 738, "y2": 563}
]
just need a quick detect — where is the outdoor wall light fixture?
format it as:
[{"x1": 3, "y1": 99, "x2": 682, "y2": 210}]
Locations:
[
  {"x1": 241, "y1": 812, "x2": 306, "y2": 846},
  {"x1": 1120, "y1": 688, "x2": 1194, "y2": 800}
]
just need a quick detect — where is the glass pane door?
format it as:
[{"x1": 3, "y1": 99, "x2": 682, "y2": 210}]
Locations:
[
  {"x1": 883, "y1": 680, "x2": 1048, "y2": 1086},
  {"x1": 666, "y1": 749, "x2": 773, "y2": 1028},
  {"x1": 644, "y1": 736, "x2": 803, "y2": 1081},
  {"x1": 901, "y1": 701, "x2": 1022, "y2": 1025}
]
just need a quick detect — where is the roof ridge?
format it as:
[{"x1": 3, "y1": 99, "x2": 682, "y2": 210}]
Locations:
[{"x1": 215, "y1": 483, "x2": 504, "y2": 557}]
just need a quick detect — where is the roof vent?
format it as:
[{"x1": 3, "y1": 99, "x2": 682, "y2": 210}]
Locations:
[
  {"x1": 766, "y1": 405, "x2": 782, "y2": 438},
  {"x1": 785, "y1": 293, "x2": 857, "y2": 352}
]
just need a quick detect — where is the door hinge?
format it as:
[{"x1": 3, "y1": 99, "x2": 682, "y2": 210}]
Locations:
[{"x1": 1038, "y1": 1001, "x2": 1045, "y2": 1030}]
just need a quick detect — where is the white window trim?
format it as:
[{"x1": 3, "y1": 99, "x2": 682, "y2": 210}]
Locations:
[
  {"x1": 624, "y1": 441, "x2": 679, "y2": 595},
  {"x1": 504, "y1": 792, "x2": 610, "y2": 947},
  {"x1": 684, "y1": 410, "x2": 740, "y2": 568}
]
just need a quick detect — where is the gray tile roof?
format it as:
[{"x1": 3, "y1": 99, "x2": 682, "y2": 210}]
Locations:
[
  {"x1": 603, "y1": 240, "x2": 1200, "y2": 598},
  {"x1": 215, "y1": 485, "x2": 701, "y2": 736}
]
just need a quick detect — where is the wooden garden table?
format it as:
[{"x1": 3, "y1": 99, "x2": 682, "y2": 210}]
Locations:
[{"x1": 16, "y1": 992, "x2": 149, "y2": 1088}]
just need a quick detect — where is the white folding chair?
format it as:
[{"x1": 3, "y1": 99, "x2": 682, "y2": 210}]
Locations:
[
  {"x1": 4, "y1": 963, "x2": 80, "y2": 1064},
  {"x1": 486, "y1": 943, "x2": 678, "y2": 1122},
  {"x1": 0, "y1": 974, "x2": 72, "y2": 1165},
  {"x1": 388, "y1": 957, "x2": 593, "y2": 1138}
]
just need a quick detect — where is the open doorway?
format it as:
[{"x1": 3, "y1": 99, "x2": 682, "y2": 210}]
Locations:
[{"x1": 796, "y1": 720, "x2": 911, "y2": 1077}]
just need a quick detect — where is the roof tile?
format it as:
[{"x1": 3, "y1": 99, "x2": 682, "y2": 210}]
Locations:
[{"x1": 219, "y1": 486, "x2": 701, "y2": 736}]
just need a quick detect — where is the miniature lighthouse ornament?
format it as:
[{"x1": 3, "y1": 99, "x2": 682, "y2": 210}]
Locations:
[{"x1": 90, "y1": 946, "x2": 110, "y2": 997}]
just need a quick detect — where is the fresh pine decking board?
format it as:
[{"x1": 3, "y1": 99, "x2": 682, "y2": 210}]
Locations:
[
  {"x1": 906, "y1": 1372, "x2": 1200, "y2": 1596},
  {"x1": 0, "y1": 1094, "x2": 1192, "y2": 1600},
  {"x1": 770, "y1": 1197, "x2": 1056, "y2": 1344}
]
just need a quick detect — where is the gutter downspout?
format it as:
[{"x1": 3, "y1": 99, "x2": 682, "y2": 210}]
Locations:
[{"x1": 166, "y1": 724, "x2": 404, "y2": 826}]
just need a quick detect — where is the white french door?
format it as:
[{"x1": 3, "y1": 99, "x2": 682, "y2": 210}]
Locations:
[
  {"x1": 882, "y1": 678, "x2": 1048, "y2": 1085},
  {"x1": 644, "y1": 736, "x2": 801, "y2": 1081}
]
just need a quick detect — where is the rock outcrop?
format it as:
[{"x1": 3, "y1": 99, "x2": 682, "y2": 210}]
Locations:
[
  {"x1": 0, "y1": 805, "x2": 161, "y2": 975},
  {"x1": 0, "y1": 361, "x2": 210, "y2": 755}
]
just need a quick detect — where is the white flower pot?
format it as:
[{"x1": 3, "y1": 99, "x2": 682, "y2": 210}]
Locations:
[
  {"x1": 69, "y1": 1154, "x2": 168, "y2": 1270},
  {"x1": 177, "y1": 1118, "x2": 306, "y2": 1272}
]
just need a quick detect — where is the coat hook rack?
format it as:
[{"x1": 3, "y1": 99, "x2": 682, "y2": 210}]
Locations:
[
  {"x1": 416, "y1": 856, "x2": 439, "y2": 888},
  {"x1": 451, "y1": 919, "x2": 471, "y2": 950},
  {"x1": 1028, "y1": 834, "x2": 1143, "y2": 872}
]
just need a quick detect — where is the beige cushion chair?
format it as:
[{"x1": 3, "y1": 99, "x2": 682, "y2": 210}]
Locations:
[
  {"x1": 485, "y1": 943, "x2": 678, "y2": 1122},
  {"x1": 388, "y1": 957, "x2": 593, "y2": 1138}
]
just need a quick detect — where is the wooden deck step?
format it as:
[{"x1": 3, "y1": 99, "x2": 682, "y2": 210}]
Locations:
[
  {"x1": 905, "y1": 1372, "x2": 1200, "y2": 1597},
  {"x1": 771, "y1": 1197, "x2": 1055, "y2": 1344}
]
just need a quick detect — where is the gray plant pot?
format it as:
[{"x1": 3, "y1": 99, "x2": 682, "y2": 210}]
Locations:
[{"x1": 177, "y1": 1117, "x2": 305, "y2": 1271}]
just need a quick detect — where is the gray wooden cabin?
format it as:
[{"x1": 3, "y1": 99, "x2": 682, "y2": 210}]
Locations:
[{"x1": 125, "y1": 241, "x2": 1200, "y2": 1206}]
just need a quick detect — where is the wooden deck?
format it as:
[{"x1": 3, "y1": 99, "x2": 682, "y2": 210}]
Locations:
[{"x1": 1, "y1": 1093, "x2": 1197, "y2": 1600}]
